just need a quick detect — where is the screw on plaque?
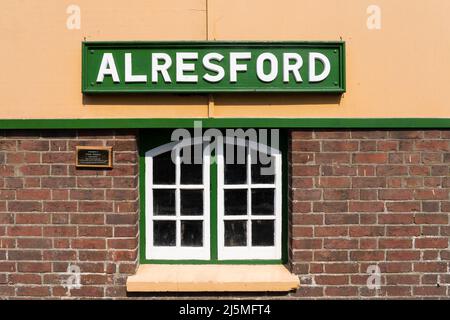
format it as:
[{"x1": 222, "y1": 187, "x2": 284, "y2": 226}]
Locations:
[
  {"x1": 90, "y1": 50, "x2": 95, "y2": 54},
  {"x1": 90, "y1": 82, "x2": 95, "y2": 86}
]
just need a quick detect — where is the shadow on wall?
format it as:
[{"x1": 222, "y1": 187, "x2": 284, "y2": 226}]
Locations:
[{"x1": 82, "y1": 93, "x2": 342, "y2": 107}]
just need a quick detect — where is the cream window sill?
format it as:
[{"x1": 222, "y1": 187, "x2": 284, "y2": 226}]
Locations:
[{"x1": 126, "y1": 264, "x2": 299, "y2": 292}]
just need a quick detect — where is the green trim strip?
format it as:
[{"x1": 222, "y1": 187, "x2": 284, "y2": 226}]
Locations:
[{"x1": 1, "y1": 118, "x2": 450, "y2": 129}]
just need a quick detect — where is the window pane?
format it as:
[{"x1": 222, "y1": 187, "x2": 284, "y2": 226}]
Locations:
[
  {"x1": 153, "y1": 189, "x2": 175, "y2": 215},
  {"x1": 224, "y1": 220, "x2": 247, "y2": 246},
  {"x1": 251, "y1": 220, "x2": 275, "y2": 246},
  {"x1": 153, "y1": 221, "x2": 176, "y2": 246},
  {"x1": 180, "y1": 146, "x2": 203, "y2": 185},
  {"x1": 251, "y1": 155, "x2": 275, "y2": 184},
  {"x1": 224, "y1": 144, "x2": 247, "y2": 184},
  {"x1": 153, "y1": 152, "x2": 175, "y2": 184},
  {"x1": 181, "y1": 220, "x2": 203, "y2": 247},
  {"x1": 180, "y1": 189, "x2": 203, "y2": 216},
  {"x1": 251, "y1": 188, "x2": 274, "y2": 215},
  {"x1": 224, "y1": 189, "x2": 247, "y2": 215}
]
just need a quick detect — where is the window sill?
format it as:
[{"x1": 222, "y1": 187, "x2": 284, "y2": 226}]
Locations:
[{"x1": 126, "y1": 264, "x2": 299, "y2": 292}]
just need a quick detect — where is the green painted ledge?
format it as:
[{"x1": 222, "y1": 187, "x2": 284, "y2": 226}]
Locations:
[{"x1": 0, "y1": 118, "x2": 450, "y2": 129}]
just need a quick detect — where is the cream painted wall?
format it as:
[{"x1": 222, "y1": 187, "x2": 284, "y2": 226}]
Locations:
[{"x1": 0, "y1": 0, "x2": 449, "y2": 119}]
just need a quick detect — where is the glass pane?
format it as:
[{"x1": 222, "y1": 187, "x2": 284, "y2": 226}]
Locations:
[
  {"x1": 180, "y1": 189, "x2": 203, "y2": 216},
  {"x1": 153, "y1": 189, "x2": 175, "y2": 215},
  {"x1": 224, "y1": 220, "x2": 247, "y2": 246},
  {"x1": 224, "y1": 144, "x2": 247, "y2": 184},
  {"x1": 251, "y1": 155, "x2": 275, "y2": 184},
  {"x1": 224, "y1": 189, "x2": 247, "y2": 215},
  {"x1": 251, "y1": 188, "x2": 274, "y2": 215},
  {"x1": 251, "y1": 220, "x2": 275, "y2": 246},
  {"x1": 153, "y1": 152, "x2": 175, "y2": 184},
  {"x1": 181, "y1": 220, "x2": 203, "y2": 247},
  {"x1": 153, "y1": 221, "x2": 176, "y2": 246},
  {"x1": 180, "y1": 145, "x2": 203, "y2": 185}
]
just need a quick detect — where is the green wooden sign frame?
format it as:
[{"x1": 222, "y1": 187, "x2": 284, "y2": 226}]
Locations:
[{"x1": 82, "y1": 41, "x2": 345, "y2": 93}]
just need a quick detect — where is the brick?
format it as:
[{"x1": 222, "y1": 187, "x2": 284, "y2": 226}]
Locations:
[
  {"x1": 315, "y1": 131, "x2": 350, "y2": 139},
  {"x1": 325, "y1": 214, "x2": 359, "y2": 225},
  {"x1": 292, "y1": 189, "x2": 321, "y2": 201},
  {"x1": 292, "y1": 238, "x2": 322, "y2": 250},
  {"x1": 414, "y1": 189, "x2": 448, "y2": 200},
  {"x1": 413, "y1": 286, "x2": 447, "y2": 296},
  {"x1": 70, "y1": 213, "x2": 104, "y2": 225},
  {"x1": 292, "y1": 214, "x2": 323, "y2": 225},
  {"x1": 71, "y1": 239, "x2": 106, "y2": 250},
  {"x1": 315, "y1": 177, "x2": 350, "y2": 188},
  {"x1": 7, "y1": 226, "x2": 42, "y2": 237},
  {"x1": 386, "y1": 226, "x2": 420, "y2": 237},
  {"x1": 379, "y1": 238, "x2": 412, "y2": 249},
  {"x1": 70, "y1": 189, "x2": 105, "y2": 200},
  {"x1": 42, "y1": 152, "x2": 74, "y2": 163},
  {"x1": 324, "y1": 238, "x2": 358, "y2": 249},
  {"x1": 18, "y1": 140, "x2": 49, "y2": 151},
  {"x1": 324, "y1": 263, "x2": 358, "y2": 274},
  {"x1": 415, "y1": 140, "x2": 449, "y2": 152},
  {"x1": 44, "y1": 201, "x2": 77, "y2": 212},
  {"x1": 292, "y1": 165, "x2": 320, "y2": 176},
  {"x1": 376, "y1": 165, "x2": 408, "y2": 176},
  {"x1": 107, "y1": 239, "x2": 137, "y2": 249},
  {"x1": 0, "y1": 165, "x2": 14, "y2": 176},
  {"x1": 313, "y1": 250, "x2": 348, "y2": 262},
  {"x1": 313, "y1": 202, "x2": 348, "y2": 213},
  {"x1": 315, "y1": 275, "x2": 349, "y2": 285},
  {"x1": 378, "y1": 213, "x2": 414, "y2": 224},
  {"x1": 379, "y1": 189, "x2": 413, "y2": 200},
  {"x1": 106, "y1": 189, "x2": 137, "y2": 201},
  {"x1": 16, "y1": 189, "x2": 51, "y2": 200},
  {"x1": 350, "y1": 251, "x2": 385, "y2": 261},
  {"x1": 79, "y1": 201, "x2": 113, "y2": 213},
  {"x1": 291, "y1": 131, "x2": 313, "y2": 140},
  {"x1": 352, "y1": 177, "x2": 386, "y2": 188},
  {"x1": 352, "y1": 153, "x2": 387, "y2": 164},
  {"x1": 315, "y1": 153, "x2": 350, "y2": 164},
  {"x1": 0, "y1": 190, "x2": 15, "y2": 200},
  {"x1": 43, "y1": 226, "x2": 77, "y2": 237},
  {"x1": 291, "y1": 177, "x2": 313, "y2": 188},
  {"x1": 41, "y1": 177, "x2": 76, "y2": 188},
  {"x1": 349, "y1": 201, "x2": 384, "y2": 212},
  {"x1": 17, "y1": 286, "x2": 51, "y2": 297},
  {"x1": 415, "y1": 238, "x2": 448, "y2": 249},
  {"x1": 8, "y1": 250, "x2": 42, "y2": 261},
  {"x1": 414, "y1": 262, "x2": 447, "y2": 272},
  {"x1": 77, "y1": 177, "x2": 112, "y2": 188},
  {"x1": 386, "y1": 201, "x2": 420, "y2": 212},
  {"x1": 7, "y1": 201, "x2": 42, "y2": 212},
  {"x1": 352, "y1": 131, "x2": 387, "y2": 139},
  {"x1": 415, "y1": 214, "x2": 448, "y2": 224},
  {"x1": 314, "y1": 226, "x2": 348, "y2": 237},
  {"x1": 17, "y1": 238, "x2": 52, "y2": 249},
  {"x1": 377, "y1": 141, "x2": 398, "y2": 151},
  {"x1": 323, "y1": 141, "x2": 358, "y2": 152},
  {"x1": 349, "y1": 226, "x2": 384, "y2": 237},
  {"x1": 324, "y1": 189, "x2": 358, "y2": 200},
  {"x1": 9, "y1": 274, "x2": 42, "y2": 285}
]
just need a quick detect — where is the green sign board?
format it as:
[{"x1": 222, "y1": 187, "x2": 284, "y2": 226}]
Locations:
[{"x1": 82, "y1": 41, "x2": 345, "y2": 93}]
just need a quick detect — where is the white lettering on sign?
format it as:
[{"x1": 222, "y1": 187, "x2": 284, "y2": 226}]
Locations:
[
  {"x1": 176, "y1": 52, "x2": 198, "y2": 83},
  {"x1": 151, "y1": 53, "x2": 172, "y2": 83},
  {"x1": 125, "y1": 53, "x2": 147, "y2": 83},
  {"x1": 203, "y1": 52, "x2": 225, "y2": 83},
  {"x1": 283, "y1": 53, "x2": 303, "y2": 83},
  {"x1": 95, "y1": 51, "x2": 333, "y2": 85},
  {"x1": 309, "y1": 52, "x2": 331, "y2": 83},
  {"x1": 256, "y1": 53, "x2": 278, "y2": 83},
  {"x1": 229, "y1": 52, "x2": 252, "y2": 83},
  {"x1": 96, "y1": 53, "x2": 120, "y2": 83}
]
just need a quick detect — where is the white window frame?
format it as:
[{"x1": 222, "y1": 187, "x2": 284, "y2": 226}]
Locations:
[
  {"x1": 145, "y1": 139, "x2": 210, "y2": 260},
  {"x1": 217, "y1": 139, "x2": 282, "y2": 260}
]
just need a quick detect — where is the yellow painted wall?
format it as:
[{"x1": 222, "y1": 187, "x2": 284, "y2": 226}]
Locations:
[{"x1": 0, "y1": 0, "x2": 449, "y2": 119}]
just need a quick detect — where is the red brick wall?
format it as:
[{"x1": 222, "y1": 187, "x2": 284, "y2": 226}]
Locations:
[
  {"x1": 289, "y1": 130, "x2": 450, "y2": 298},
  {"x1": 0, "y1": 130, "x2": 139, "y2": 298}
]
